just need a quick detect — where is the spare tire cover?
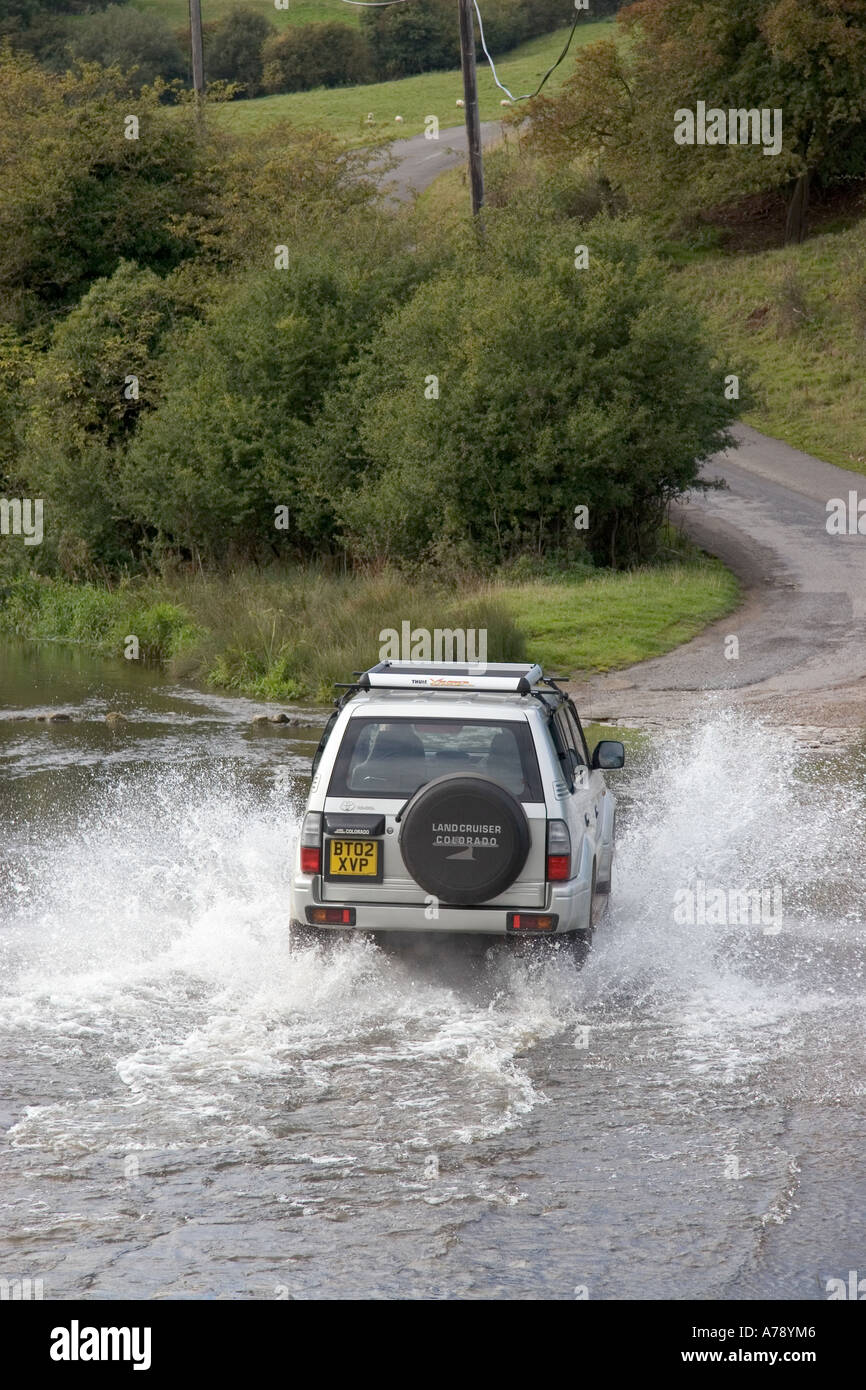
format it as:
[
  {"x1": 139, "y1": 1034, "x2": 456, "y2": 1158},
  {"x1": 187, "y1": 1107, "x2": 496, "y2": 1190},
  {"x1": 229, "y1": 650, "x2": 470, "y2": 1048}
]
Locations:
[{"x1": 398, "y1": 774, "x2": 530, "y2": 905}]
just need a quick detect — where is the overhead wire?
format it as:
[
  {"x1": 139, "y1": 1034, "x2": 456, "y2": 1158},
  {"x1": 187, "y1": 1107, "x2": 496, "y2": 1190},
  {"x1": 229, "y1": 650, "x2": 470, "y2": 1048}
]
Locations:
[
  {"x1": 472, "y1": 2, "x2": 581, "y2": 103},
  {"x1": 339, "y1": 0, "x2": 580, "y2": 101}
]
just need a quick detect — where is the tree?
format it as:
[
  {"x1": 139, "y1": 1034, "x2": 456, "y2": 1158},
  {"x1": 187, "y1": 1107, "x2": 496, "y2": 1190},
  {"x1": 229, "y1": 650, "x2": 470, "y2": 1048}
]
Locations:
[
  {"x1": 316, "y1": 216, "x2": 740, "y2": 569},
  {"x1": 120, "y1": 233, "x2": 423, "y2": 568},
  {"x1": 360, "y1": 0, "x2": 458, "y2": 80},
  {"x1": 524, "y1": 0, "x2": 866, "y2": 242},
  {"x1": 66, "y1": 4, "x2": 186, "y2": 89},
  {"x1": 18, "y1": 261, "x2": 193, "y2": 574},
  {"x1": 205, "y1": 5, "x2": 274, "y2": 99},
  {"x1": 0, "y1": 0, "x2": 129, "y2": 69},
  {"x1": 261, "y1": 23, "x2": 373, "y2": 93},
  {"x1": 0, "y1": 326, "x2": 35, "y2": 497},
  {"x1": 188, "y1": 123, "x2": 385, "y2": 271},
  {"x1": 0, "y1": 50, "x2": 207, "y2": 326}
]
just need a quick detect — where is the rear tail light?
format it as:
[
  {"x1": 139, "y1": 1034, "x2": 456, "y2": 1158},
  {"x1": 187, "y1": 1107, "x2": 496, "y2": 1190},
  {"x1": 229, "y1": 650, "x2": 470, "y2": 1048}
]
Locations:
[
  {"x1": 299, "y1": 811, "x2": 322, "y2": 874},
  {"x1": 507, "y1": 913, "x2": 558, "y2": 932},
  {"x1": 546, "y1": 819, "x2": 572, "y2": 881},
  {"x1": 307, "y1": 907, "x2": 355, "y2": 926}
]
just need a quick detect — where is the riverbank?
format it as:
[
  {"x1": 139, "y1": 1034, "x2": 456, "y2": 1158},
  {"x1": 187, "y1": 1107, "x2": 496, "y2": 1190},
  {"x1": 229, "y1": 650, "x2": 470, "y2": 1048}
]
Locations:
[{"x1": 0, "y1": 558, "x2": 739, "y2": 704}]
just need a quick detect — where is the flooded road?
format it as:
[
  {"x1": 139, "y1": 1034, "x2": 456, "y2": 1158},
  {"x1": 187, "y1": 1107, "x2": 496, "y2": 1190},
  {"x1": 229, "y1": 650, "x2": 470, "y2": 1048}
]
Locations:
[{"x1": 1, "y1": 639, "x2": 864, "y2": 1300}]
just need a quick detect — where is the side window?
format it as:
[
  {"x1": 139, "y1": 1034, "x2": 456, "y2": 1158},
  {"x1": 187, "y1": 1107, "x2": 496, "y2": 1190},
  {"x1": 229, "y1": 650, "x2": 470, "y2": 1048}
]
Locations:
[
  {"x1": 311, "y1": 711, "x2": 339, "y2": 779},
  {"x1": 564, "y1": 704, "x2": 590, "y2": 766},
  {"x1": 552, "y1": 709, "x2": 579, "y2": 788}
]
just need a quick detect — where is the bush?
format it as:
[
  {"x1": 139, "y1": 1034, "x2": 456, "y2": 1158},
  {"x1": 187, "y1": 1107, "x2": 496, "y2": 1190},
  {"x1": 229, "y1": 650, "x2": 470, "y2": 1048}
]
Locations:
[
  {"x1": 0, "y1": 1, "x2": 128, "y2": 67},
  {"x1": 19, "y1": 261, "x2": 195, "y2": 574},
  {"x1": 66, "y1": 4, "x2": 186, "y2": 89},
  {"x1": 261, "y1": 23, "x2": 373, "y2": 94},
  {"x1": 315, "y1": 215, "x2": 743, "y2": 569},
  {"x1": 120, "y1": 234, "x2": 423, "y2": 568},
  {"x1": 0, "y1": 50, "x2": 207, "y2": 327},
  {"x1": 360, "y1": 0, "x2": 457, "y2": 79},
  {"x1": 204, "y1": 5, "x2": 273, "y2": 99}
]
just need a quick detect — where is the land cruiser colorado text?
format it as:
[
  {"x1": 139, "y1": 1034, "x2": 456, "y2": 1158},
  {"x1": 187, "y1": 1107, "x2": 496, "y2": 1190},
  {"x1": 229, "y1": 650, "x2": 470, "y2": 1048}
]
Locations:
[{"x1": 433, "y1": 823, "x2": 501, "y2": 846}]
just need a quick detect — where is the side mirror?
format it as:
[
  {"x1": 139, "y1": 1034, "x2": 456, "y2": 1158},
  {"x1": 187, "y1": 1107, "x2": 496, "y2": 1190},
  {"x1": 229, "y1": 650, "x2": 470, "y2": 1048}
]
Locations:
[{"x1": 591, "y1": 739, "x2": 625, "y2": 770}]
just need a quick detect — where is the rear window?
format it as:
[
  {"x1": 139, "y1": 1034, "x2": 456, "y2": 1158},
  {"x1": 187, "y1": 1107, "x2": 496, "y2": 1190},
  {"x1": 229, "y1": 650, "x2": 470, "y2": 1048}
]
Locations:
[{"x1": 328, "y1": 717, "x2": 544, "y2": 802}]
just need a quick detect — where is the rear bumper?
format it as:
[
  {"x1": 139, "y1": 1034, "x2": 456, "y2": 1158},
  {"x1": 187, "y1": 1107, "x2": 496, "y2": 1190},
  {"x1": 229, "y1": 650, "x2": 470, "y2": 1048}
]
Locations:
[{"x1": 290, "y1": 838, "x2": 594, "y2": 936}]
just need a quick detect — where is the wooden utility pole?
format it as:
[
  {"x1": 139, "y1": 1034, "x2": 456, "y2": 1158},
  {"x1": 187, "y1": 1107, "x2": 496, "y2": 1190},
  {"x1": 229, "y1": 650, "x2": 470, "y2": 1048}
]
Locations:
[
  {"x1": 189, "y1": 0, "x2": 205, "y2": 115},
  {"x1": 457, "y1": 0, "x2": 484, "y2": 218}
]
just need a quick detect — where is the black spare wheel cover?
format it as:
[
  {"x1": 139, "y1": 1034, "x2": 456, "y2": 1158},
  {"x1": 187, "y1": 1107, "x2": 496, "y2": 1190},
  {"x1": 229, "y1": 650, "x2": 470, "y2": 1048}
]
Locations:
[{"x1": 399, "y1": 774, "x2": 530, "y2": 905}]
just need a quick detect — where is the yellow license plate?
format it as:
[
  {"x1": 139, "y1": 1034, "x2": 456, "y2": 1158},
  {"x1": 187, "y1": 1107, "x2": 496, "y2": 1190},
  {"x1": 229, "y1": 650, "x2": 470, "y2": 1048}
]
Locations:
[{"x1": 327, "y1": 839, "x2": 379, "y2": 879}]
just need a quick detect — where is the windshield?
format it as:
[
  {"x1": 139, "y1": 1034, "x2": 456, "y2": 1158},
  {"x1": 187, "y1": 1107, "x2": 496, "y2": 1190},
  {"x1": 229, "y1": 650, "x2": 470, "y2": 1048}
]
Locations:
[{"x1": 328, "y1": 717, "x2": 544, "y2": 802}]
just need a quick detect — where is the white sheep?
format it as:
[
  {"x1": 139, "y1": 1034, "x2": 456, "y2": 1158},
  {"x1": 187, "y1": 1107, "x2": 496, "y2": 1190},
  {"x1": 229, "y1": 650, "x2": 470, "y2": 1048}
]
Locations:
[
  {"x1": 394, "y1": 115, "x2": 403, "y2": 123},
  {"x1": 456, "y1": 99, "x2": 464, "y2": 107}
]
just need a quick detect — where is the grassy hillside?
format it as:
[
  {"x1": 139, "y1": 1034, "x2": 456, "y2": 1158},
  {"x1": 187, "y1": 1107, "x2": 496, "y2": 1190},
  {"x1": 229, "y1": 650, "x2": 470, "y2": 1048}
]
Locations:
[
  {"x1": 134, "y1": 0, "x2": 360, "y2": 29},
  {"x1": 677, "y1": 220, "x2": 866, "y2": 474},
  {"x1": 211, "y1": 21, "x2": 611, "y2": 141}
]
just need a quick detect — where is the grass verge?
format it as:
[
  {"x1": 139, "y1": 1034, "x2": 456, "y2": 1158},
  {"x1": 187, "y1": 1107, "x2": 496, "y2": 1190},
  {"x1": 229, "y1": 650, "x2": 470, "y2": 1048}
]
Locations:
[
  {"x1": 0, "y1": 556, "x2": 740, "y2": 703},
  {"x1": 0, "y1": 576, "x2": 200, "y2": 663},
  {"x1": 494, "y1": 558, "x2": 739, "y2": 673}
]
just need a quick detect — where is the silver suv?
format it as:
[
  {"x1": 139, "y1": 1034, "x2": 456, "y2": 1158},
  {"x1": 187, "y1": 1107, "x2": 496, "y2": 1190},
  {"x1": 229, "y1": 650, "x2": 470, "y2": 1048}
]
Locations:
[{"x1": 290, "y1": 662, "x2": 624, "y2": 957}]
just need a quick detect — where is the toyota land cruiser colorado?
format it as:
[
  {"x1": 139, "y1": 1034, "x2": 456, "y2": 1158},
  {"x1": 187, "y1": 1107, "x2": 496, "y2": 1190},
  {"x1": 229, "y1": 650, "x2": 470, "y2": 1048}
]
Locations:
[{"x1": 291, "y1": 662, "x2": 624, "y2": 957}]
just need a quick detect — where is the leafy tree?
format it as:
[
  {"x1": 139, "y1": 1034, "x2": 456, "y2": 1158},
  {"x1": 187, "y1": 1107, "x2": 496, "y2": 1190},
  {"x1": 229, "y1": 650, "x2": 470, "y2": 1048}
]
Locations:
[
  {"x1": 19, "y1": 262, "x2": 194, "y2": 574},
  {"x1": 120, "y1": 234, "x2": 424, "y2": 568},
  {"x1": 360, "y1": 0, "x2": 458, "y2": 80},
  {"x1": 0, "y1": 0, "x2": 130, "y2": 68},
  {"x1": 66, "y1": 5, "x2": 187, "y2": 89},
  {"x1": 205, "y1": 5, "x2": 274, "y2": 99},
  {"x1": 359, "y1": 0, "x2": 617, "y2": 80},
  {"x1": 0, "y1": 50, "x2": 207, "y2": 326},
  {"x1": 0, "y1": 0, "x2": 125, "y2": 37},
  {"x1": 0, "y1": 326, "x2": 36, "y2": 496},
  {"x1": 524, "y1": 0, "x2": 866, "y2": 242},
  {"x1": 316, "y1": 216, "x2": 740, "y2": 568},
  {"x1": 187, "y1": 123, "x2": 385, "y2": 271},
  {"x1": 261, "y1": 23, "x2": 373, "y2": 93}
]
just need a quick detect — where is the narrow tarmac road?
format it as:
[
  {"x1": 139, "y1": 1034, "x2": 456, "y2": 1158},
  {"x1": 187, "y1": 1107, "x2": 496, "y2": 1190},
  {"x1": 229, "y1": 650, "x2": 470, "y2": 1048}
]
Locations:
[
  {"x1": 570, "y1": 425, "x2": 866, "y2": 731},
  {"x1": 380, "y1": 120, "x2": 501, "y2": 202}
]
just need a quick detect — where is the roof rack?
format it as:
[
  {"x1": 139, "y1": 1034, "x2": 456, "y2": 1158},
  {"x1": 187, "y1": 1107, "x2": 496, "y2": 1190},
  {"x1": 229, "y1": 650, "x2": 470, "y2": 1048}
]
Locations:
[{"x1": 355, "y1": 660, "x2": 545, "y2": 695}]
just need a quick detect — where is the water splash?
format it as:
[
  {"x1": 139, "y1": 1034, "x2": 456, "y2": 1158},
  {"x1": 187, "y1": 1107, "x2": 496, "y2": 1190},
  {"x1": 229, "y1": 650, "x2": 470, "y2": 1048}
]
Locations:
[{"x1": 0, "y1": 714, "x2": 863, "y2": 1162}]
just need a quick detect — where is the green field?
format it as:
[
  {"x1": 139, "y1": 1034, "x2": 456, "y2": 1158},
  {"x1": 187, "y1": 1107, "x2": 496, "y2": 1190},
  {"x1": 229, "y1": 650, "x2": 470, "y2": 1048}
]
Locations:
[
  {"x1": 133, "y1": 0, "x2": 360, "y2": 29},
  {"x1": 210, "y1": 22, "x2": 611, "y2": 142}
]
